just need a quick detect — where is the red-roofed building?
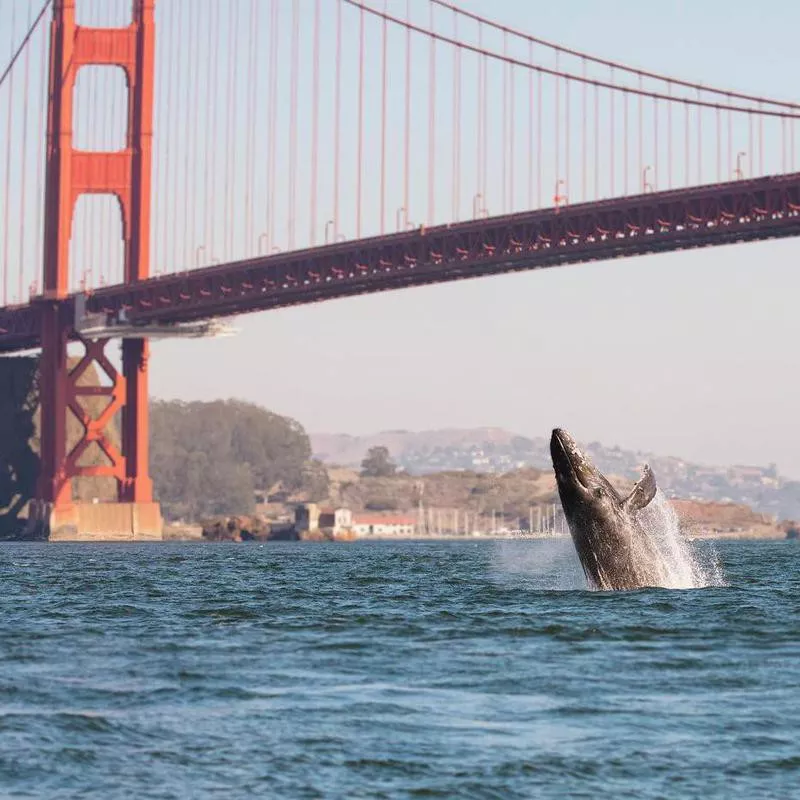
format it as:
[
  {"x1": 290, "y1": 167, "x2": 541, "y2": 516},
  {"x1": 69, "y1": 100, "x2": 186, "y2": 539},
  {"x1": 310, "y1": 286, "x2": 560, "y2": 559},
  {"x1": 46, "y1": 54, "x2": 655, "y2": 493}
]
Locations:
[{"x1": 352, "y1": 514, "x2": 417, "y2": 537}]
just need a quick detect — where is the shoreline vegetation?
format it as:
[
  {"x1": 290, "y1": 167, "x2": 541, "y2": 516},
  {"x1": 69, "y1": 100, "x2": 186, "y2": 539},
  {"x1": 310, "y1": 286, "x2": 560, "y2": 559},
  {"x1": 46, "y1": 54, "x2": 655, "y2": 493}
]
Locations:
[
  {"x1": 1, "y1": 385, "x2": 797, "y2": 542},
  {"x1": 112, "y1": 400, "x2": 800, "y2": 544}
]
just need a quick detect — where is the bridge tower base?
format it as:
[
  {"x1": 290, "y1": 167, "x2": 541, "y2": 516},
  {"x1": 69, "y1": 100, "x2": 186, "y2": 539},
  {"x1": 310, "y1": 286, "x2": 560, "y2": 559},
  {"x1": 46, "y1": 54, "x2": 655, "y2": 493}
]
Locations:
[
  {"x1": 26, "y1": 500, "x2": 163, "y2": 542},
  {"x1": 37, "y1": 1, "x2": 161, "y2": 540}
]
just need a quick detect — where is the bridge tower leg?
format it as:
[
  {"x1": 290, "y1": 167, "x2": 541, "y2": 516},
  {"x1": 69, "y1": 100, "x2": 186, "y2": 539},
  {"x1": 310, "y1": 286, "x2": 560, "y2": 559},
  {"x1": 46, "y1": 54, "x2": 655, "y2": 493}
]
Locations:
[{"x1": 33, "y1": 1, "x2": 160, "y2": 540}]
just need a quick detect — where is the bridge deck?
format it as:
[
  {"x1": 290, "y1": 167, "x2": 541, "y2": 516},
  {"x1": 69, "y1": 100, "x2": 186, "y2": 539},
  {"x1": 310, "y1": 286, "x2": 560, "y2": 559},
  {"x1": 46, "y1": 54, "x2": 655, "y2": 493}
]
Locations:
[{"x1": 2, "y1": 173, "x2": 800, "y2": 354}]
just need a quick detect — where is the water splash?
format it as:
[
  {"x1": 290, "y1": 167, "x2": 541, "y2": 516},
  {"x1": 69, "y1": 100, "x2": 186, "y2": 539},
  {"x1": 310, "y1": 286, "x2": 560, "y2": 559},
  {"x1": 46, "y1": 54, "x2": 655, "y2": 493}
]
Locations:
[
  {"x1": 490, "y1": 491, "x2": 725, "y2": 590},
  {"x1": 491, "y1": 537, "x2": 586, "y2": 590},
  {"x1": 492, "y1": 493, "x2": 726, "y2": 591},
  {"x1": 637, "y1": 490, "x2": 726, "y2": 589}
]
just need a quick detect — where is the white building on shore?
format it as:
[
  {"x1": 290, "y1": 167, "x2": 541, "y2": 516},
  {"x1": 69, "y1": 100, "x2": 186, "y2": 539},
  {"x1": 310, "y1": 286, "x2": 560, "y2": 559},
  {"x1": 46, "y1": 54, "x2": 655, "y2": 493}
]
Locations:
[
  {"x1": 295, "y1": 504, "x2": 353, "y2": 535},
  {"x1": 351, "y1": 513, "x2": 416, "y2": 537}
]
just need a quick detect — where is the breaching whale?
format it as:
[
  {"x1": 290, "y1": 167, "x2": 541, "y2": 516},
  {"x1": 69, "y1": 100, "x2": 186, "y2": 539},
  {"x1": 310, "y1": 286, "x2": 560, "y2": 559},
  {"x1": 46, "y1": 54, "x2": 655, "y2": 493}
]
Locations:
[{"x1": 550, "y1": 427, "x2": 665, "y2": 590}]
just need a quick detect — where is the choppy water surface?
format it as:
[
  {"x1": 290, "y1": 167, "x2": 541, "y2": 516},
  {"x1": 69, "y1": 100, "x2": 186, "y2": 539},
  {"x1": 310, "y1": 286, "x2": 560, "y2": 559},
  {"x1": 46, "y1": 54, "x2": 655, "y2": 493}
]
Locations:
[{"x1": 0, "y1": 539, "x2": 798, "y2": 799}]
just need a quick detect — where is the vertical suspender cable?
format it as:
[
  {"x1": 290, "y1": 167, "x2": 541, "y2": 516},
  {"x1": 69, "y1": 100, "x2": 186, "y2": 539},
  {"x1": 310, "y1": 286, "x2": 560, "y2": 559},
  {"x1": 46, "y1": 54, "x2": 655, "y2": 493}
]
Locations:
[
  {"x1": 623, "y1": 92, "x2": 628, "y2": 193},
  {"x1": 502, "y1": 31, "x2": 507, "y2": 214},
  {"x1": 162, "y1": 0, "x2": 175, "y2": 271},
  {"x1": 19, "y1": 1, "x2": 32, "y2": 301},
  {"x1": 356, "y1": 2, "x2": 364, "y2": 238},
  {"x1": 697, "y1": 88, "x2": 702, "y2": 184},
  {"x1": 564, "y1": 74, "x2": 569, "y2": 202},
  {"x1": 638, "y1": 73, "x2": 643, "y2": 189},
  {"x1": 233, "y1": 1, "x2": 244, "y2": 256},
  {"x1": 289, "y1": 0, "x2": 299, "y2": 248},
  {"x1": 379, "y1": 0, "x2": 387, "y2": 234},
  {"x1": 476, "y1": 22, "x2": 482, "y2": 215},
  {"x1": 152, "y1": 4, "x2": 164, "y2": 274},
  {"x1": 554, "y1": 51, "x2": 560, "y2": 199},
  {"x1": 581, "y1": 58, "x2": 586, "y2": 202},
  {"x1": 452, "y1": 12, "x2": 460, "y2": 221},
  {"x1": 35, "y1": 13, "x2": 47, "y2": 295},
  {"x1": 510, "y1": 62, "x2": 515, "y2": 212},
  {"x1": 87, "y1": 23, "x2": 98, "y2": 286},
  {"x1": 667, "y1": 82, "x2": 672, "y2": 189},
  {"x1": 727, "y1": 95, "x2": 732, "y2": 181},
  {"x1": 428, "y1": 2, "x2": 436, "y2": 224},
  {"x1": 481, "y1": 48, "x2": 487, "y2": 210},
  {"x1": 224, "y1": 2, "x2": 235, "y2": 258},
  {"x1": 654, "y1": 94, "x2": 658, "y2": 189},
  {"x1": 210, "y1": 0, "x2": 220, "y2": 259},
  {"x1": 609, "y1": 68, "x2": 614, "y2": 196},
  {"x1": 172, "y1": 0, "x2": 185, "y2": 268},
  {"x1": 183, "y1": 6, "x2": 197, "y2": 267},
  {"x1": 537, "y1": 70, "x2": 542, "y2": 206},
  {"x1": 781, "y1": 114, "x2": 786, "y2": 173},
  {"x1": 109, "y1": 0, "x2": 118, "y2": 282},
  {"x1": 268, "y1": 0, "x2": 279, "y2": 246},
  {"x1": 312, "y1": 0, "x2": 321, "y2": 243},
  {"x1": 4, "y1": 2, "x2": 16, "y2": 303},
  {"x1": 244, "y1": 0, "x2": 257, "y2": 254},
  {"x1": 103, "y1": 21, "x2": 113, "y2": 284},
  {"x1": 684, "y1": 101, "x2": 689, "y2": 186},
  {"x1": 334, "y1": 0, "x2": 342, "y2": 237},
  {"x1": 593, "y1": 83, "x2": 598, "y2": 199},
  {"x1": 204, "y1": 1, "x2": 216, "y2": 262},
  {"x1": 528, "y1": 41, "x2": 533, "y2": 208},
  {"x1": 404, "y1": 0, "x2": 411, "y2": 227}
]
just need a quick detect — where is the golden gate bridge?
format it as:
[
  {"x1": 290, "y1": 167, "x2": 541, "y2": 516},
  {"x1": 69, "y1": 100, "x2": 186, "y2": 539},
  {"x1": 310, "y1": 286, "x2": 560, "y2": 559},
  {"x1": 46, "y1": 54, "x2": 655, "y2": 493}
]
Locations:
[{"x1": 1, "y1": 0, "x2": 799, "y2": 537}]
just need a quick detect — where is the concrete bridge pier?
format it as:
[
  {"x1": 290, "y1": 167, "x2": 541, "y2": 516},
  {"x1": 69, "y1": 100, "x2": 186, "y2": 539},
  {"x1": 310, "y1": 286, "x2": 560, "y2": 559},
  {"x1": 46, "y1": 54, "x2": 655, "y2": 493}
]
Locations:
[{"x1": 25, "y1": 500, "x2": 162, "y2": 542}]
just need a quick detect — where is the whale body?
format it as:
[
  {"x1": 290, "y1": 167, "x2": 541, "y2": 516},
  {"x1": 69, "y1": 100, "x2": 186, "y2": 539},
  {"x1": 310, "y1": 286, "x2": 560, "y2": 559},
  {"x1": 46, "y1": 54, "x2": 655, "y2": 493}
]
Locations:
[{"x1": 550, "y1": 427, "x2": 665, "y2": 590}]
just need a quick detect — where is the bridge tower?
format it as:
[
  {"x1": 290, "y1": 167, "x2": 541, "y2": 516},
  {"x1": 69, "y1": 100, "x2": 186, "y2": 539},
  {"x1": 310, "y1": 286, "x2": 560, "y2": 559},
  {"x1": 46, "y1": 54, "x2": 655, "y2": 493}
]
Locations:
[{"x1": 32, "y1": 0, "x2": 161, "y2": 539}]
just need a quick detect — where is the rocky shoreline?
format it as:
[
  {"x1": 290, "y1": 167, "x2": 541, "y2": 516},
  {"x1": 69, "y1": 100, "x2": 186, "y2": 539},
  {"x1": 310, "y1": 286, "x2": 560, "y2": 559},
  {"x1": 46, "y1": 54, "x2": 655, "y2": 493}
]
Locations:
[
  {"x1": 161, "y1": 516, "x2": 797, "y2": 543},
  {"x1": 162, "y1": 515, "x2": 358, "y2": 543}
]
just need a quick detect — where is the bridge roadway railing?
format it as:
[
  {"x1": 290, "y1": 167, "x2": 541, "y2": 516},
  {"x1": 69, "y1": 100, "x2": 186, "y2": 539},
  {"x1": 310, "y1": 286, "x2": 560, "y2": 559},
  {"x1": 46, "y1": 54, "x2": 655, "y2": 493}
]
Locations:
[{"x1": 2, "y1": 172, "x2": 800, "y2": 354}]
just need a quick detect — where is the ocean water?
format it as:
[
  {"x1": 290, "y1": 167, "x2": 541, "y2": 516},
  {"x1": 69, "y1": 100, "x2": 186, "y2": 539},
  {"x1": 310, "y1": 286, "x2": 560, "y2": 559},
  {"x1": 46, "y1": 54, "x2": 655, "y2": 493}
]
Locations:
[{"x1": 0, "y1": 539, "x2": 797, "y2": 799}]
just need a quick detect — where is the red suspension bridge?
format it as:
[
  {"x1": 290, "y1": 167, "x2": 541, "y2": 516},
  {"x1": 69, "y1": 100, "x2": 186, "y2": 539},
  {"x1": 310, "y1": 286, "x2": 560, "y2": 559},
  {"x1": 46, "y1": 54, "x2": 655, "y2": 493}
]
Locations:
[{"x1": 1, "y1": 0, "x2": 799, "y2": 537}]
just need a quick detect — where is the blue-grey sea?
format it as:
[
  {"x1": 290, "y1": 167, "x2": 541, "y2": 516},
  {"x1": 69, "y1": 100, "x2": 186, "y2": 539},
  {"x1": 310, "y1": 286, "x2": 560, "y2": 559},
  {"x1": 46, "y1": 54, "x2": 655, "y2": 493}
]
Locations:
[{"x1": 0, "y1": 539, "x2": 797, "y2": 799}]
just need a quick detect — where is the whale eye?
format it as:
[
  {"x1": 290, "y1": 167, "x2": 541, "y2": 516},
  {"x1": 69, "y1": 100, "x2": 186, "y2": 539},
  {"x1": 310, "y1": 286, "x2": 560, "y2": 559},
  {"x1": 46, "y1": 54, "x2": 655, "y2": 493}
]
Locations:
[{"x1": 594, "y1": 487, "x2": 604, "y2": 498}]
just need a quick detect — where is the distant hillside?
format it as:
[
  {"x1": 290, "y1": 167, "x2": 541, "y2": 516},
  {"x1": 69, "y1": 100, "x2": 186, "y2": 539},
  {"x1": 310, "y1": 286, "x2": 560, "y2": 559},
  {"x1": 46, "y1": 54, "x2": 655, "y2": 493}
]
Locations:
[
  {"x1": 310, "y1": 427, "x2": 800, "y2": 521},
  {"x1": 311, "y1": 428, "x2": 519, "y2": 467},
  {"x1": 321, "y1": 467, "x2": 785, "y2": 538}
]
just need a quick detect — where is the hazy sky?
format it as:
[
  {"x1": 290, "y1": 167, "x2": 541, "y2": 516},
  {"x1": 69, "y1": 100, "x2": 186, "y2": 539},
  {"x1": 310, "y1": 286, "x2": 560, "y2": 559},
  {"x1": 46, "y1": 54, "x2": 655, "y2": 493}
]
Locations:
[
  {"x1": 147, "y1": 0, "x2": 800, "y2": 476},
  {"x1": 4, "y1": 1, "x2": 800, "y2": 476}
]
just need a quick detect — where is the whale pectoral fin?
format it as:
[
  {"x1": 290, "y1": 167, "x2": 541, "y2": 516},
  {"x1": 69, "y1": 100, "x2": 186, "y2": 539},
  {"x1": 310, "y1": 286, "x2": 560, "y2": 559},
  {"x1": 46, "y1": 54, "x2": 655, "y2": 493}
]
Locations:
[{"x1": 622, "y1": 464, "x2": 657, "y2": 512}]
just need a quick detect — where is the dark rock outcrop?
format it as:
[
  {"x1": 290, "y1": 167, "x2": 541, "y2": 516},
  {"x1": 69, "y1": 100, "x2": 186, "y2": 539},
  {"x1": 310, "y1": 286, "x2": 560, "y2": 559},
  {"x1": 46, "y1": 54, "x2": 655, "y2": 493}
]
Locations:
[{"x1": 201, "y1": 514, "x2": 272, "y2": 541}]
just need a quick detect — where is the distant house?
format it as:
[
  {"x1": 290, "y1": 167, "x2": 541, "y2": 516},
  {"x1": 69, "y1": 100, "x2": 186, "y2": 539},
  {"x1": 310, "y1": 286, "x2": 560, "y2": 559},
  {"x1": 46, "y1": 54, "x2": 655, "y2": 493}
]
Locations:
[
  {"x1": 351, "y1": 513, "x2": 416, "y2": 537},
  {"x1": 295, "y1": 503, "x2": 352, "y2": 535},
  {"x1": 319, "y1": 507, "x2": 353, "y2": 533}
]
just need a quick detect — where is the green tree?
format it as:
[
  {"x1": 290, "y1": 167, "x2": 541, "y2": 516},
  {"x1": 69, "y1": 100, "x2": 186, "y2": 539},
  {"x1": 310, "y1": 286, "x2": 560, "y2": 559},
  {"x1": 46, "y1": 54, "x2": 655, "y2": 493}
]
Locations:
[
  {"x1": 149, "y1": 398, "x2": 313, "y2": 520},
  {"x1": 360, "y1": 446, "x2": 397, "y2": 478}
]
